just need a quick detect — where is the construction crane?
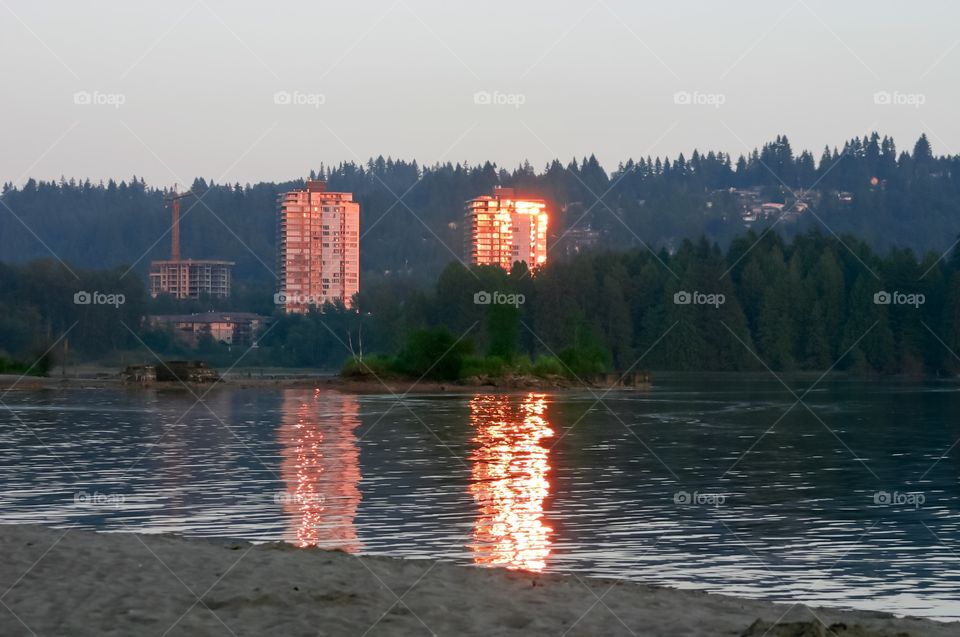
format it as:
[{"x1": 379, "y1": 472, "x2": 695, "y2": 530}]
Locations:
[{"x1": 164, "y1": 188, "x2": 201, "y2": 261}]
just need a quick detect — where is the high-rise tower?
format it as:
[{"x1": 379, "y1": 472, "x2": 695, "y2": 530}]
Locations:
[
  {"x1": 464, "y1": 186, "x2": 548, "y2": 270},
  {"x1": 277, "y1": 180, "x2": 360, "y2": 313}
]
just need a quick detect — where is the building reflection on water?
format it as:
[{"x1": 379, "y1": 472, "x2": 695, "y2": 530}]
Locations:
[
  {"x1": 278, "y1": 389, "x2": 362, "y2": 551},
  {"x1": 468, "y1": 393, "x2": 554, "y2": 571}
]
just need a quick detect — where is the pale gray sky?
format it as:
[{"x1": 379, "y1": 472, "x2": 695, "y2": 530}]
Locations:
[{"x1": 2, "y1": 0, "x2": 957, "y2": 187}]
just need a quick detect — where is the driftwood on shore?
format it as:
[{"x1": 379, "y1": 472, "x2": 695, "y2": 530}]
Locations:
[{"x1": 120, "y1": 361, "x2": 219, "y2": 385}]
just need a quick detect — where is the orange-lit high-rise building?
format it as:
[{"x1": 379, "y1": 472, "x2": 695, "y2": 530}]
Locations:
[
  {"x1": 277, "y1": 180, "x2": 360, "y2": 313},
  {"x1": 464, "y1": 187, "x2": 548, "y2": 270}
]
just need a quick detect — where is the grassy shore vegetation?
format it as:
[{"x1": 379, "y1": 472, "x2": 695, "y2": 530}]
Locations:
[
  {"x1": 0, "y1": 354, "x2": 51, "y2": 377},
  {"x1": 339, "y1": 327, "x2": 581, "y2": 383}
]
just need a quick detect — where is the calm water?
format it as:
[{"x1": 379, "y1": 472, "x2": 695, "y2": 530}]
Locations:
[{"x1": 1, "y1": 376, "x2": 959, "y2": 620}]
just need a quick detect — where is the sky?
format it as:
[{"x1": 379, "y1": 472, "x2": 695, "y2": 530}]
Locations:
[{"x1": 2, "y1": 0, "x2": 958, "y2": 188}]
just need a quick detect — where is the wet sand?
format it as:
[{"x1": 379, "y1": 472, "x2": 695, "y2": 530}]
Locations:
[{"x1": 0, "y1": 524, "x2": 953, "y2": 636}]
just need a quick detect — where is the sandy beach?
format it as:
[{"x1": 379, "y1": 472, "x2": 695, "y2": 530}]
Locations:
[{"x1": 0, "y1": 525, "x2": 954, "y2": 636}]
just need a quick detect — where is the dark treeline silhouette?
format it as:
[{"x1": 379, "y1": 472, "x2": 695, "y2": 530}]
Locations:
[
  {"x1": 1, "y1": 133, "x2": 959, "y2": 290},
  {"x1": 0, "y1": 260, "x2": 146, "y2": 366},
  {"x1": 3, "y1": 229, "x2": 960, "y2": 375},
  {"x1": 54, "y1": 229, "x2": 958, "y2": 377},
  {"x1": 321, "y1": 229, "x2": 960, "y2": 378}
]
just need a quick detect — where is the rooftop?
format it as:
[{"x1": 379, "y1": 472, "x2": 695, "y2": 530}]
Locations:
[{"x1": 148, "y1": 312, "x2": 270, "y2": 324}]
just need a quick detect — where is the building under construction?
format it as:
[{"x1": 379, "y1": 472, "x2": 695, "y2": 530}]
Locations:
[
  {"x1": 149, "y1": 259, "x2": 233, "y2": 299},
  {"x1": 149, "y1": 188, "x2": 234, "y2": 299}
]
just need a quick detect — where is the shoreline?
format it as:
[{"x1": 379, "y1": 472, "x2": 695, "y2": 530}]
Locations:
[
  {"x1": 0, "y1": 372, "x2": 650, "y2": 394},
  {"x1": 0, "y1": 524, "x2": 954, "y2": 636},
  {"x1": 4, "y1": 369, "x2": 959, "y2": 394}
]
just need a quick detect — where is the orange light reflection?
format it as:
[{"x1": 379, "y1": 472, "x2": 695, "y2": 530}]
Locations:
[
  {"x1": 468, "y1": 393, "x2": 554, "y2": 572},
  {"x1": 278, "y1": 389, "x2": 362, "y2": 551}
]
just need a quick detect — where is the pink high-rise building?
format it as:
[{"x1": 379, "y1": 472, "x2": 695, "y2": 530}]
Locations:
[{"x1": 277, "y1": 180, "x2": 360, "y2": 313}]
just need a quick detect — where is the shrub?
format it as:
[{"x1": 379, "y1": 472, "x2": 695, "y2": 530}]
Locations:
[
  {"x1": 394, "y1": 327, "x2": 474, "y2": 381},
  {"x1": 559, "y1": 345, "x2": 608, "y2": 378},
  {"x1": 461, "y1": 355, "x2": 507, "y2": 378},
  {"x1": 340, "y1": 354, "x2": 394, "y2": 378},
  {"x1": 532, "y1": 355, "x2": 566, "y2": 378}
]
